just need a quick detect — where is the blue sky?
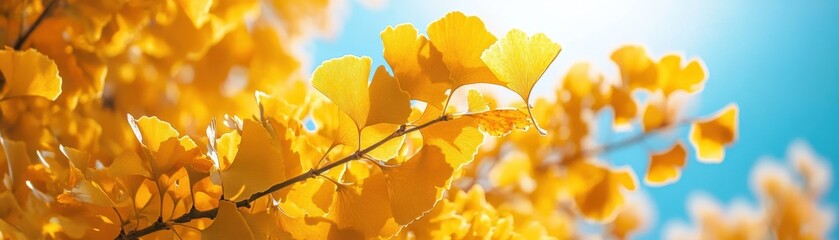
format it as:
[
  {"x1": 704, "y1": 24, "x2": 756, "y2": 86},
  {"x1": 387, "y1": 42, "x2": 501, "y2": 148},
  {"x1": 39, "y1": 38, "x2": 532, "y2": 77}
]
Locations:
[{"x1": 310, "y1": 1, "x2": 839, "y2": 238}]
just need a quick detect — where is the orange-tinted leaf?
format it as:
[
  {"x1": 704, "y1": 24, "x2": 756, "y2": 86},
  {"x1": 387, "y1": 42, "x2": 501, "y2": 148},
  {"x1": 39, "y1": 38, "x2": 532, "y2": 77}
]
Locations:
[
  {"x1": 610, "y1": 86, "x2": 637, "y2": 130},
  {"x1": 467, "y1": 109, "x2": 531, "y2": 137},
  {"x1": 611, "y1": 45, "x2": 657, "y2": 91},
  {"x1": 690, "y1": 104, "x2": 738, "y2": 163},
  {"x1": 645, "y1": 142, "x2": 687, "y2": 186}
]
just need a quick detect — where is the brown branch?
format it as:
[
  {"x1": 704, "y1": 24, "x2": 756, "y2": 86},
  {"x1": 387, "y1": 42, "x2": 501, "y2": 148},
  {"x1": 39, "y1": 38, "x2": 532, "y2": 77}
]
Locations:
[
  {"x1": 561, "y1": 119, "x2": 695, "y2": 163},
  {"x1": 117, "y1": 115, "x2": 449, "y2": 240},
  {"x1": 13, "y1": 0, "x2": 59, "y2": 50}
]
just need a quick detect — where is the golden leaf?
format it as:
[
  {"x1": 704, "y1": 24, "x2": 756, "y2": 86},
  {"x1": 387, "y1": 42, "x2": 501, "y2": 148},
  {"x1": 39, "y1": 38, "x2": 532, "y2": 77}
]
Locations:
[
  {"x1": 0, "y1": 48, "x2": 62, "y2": 101},
  {"x1": 221, "y1": 119, "x2": 285, "y2": 200},
  {"x1": 427, "y1": 12, "x2": 504, "y2": 89},
  {"x1": 690, "y1": 104, "x2": 739, "y2": 163},
  {"x1": 312, "y1": 56, "x2": 411, "y2": 130},
  {"x1": 645, "y1": 142, "x2": 687, "y2": 186},
  {"x1": 202, "y1": 201, "x2": 255, "y2": 240},
  {"x1": 467, "y1": 109, "x2": 531, "y2": 137},
  {"x1": 381, "y1": 23, "x2": 451, "y2": 108},
  {"x1": 481, "y1": 29, "x2": 561, "y2": 135}
]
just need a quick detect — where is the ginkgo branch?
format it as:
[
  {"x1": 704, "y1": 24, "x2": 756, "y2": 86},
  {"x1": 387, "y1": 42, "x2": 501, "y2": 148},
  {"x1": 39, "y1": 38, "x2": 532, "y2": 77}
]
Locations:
[
  {"x1": 561, "y1": 118, "x2": 695, "y2": 163},
  {"x1": 117, "y1": 115, "x2": 449, "y2": 240},
  {"x1": 13, "y1": 0, "x2": 59, "y2": 50}
]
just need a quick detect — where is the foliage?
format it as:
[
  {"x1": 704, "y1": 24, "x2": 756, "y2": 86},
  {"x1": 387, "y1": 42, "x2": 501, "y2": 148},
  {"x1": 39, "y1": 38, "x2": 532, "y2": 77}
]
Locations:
[{"x1": 0, "y1": 0, "x2": 777, "y2": 239}]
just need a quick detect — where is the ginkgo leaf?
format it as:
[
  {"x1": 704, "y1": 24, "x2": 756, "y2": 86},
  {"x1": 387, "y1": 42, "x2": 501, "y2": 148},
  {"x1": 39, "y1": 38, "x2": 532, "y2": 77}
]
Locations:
[
  {"x1": 312, "y1": 55, "x2": 371, "y2": 128},
  {"x1": 489, "y1": 151, "x2": 533, "y2": 189},
  {"x1": 312, "y1": 56, "x2": 411, "y2": 130},
  {"x1": 642, "y1": 101, "x2": 666, "y2": 132},
  {"x1": 127, "y1": 115, "x2": 201, "y2": 177},
  {"x1": 610, "y1": 86, "x2": 637, "y2": 131},
  {"x1": 281, "y1": 178, "x2": 334, "y2": 217},
  {"x1": 329, "y1": 171, "x2": 400, "y2": 238},
  {"x1": 202, "y1": 201, "x2": 255, "y2": 240},
  {"x1": 419, "y1": 107, "x2": 484, "y2": 168},
  {"x1": 427, "y1": 11, "x2": 504, "y2": 89},
  {"x1": 57, "y1": 179, "x2": 122, "y2": 207},
  {"x1": 381, "y1": 23, "x2": 451, "y2": 108},
  {"x1": 367, "y1": 66, "x2": 412, "y2": 126},
  {"x1": 1, "y1": 137, "x2": 30, "y2": 193},
  {"x1": 466, "y1": 89, "x2": 489, "y2": 113},
  {"x1": 467, "y1": 109, "x2": 531, "y2": 137},
  {"x1": 360, "y1": 123, "x2": 406, "y2": 161},
  {"x1": 658, "y1": 54, "x2": 707, "y2": 95},
  {"x1": 176, "y1": 0, "x2": 212, "y2": 28},
  {"x1": 645, "y1": 142, "x2": 687, "y2": 186},
  {"x1": 221, "y1": 119, "x2": 285, "y2": 200},
  {"x1": 381, "y1": 145, "x2": 453, "y2": 225},
  {"x1": 241, "y1": 210, "x2": 291, "y2": 239},
  {"x1": 690, "y1": 104, "x2": 738, "y2": 163},
  {"x1": 481, "y1": 29, "x2": 561, "y2": 135},
  {"x1": 109, "y1": 150, "x2": 151, "y2": 178},
  {"x1": 0, "y1": 48, "x2": 62, "y2": 100},
  {"x1": 568, "y1": 162, "x2": 637, "y2": 222},
  {"x1": 611, "y1": 45, "x2": 658, "y2": 91}
]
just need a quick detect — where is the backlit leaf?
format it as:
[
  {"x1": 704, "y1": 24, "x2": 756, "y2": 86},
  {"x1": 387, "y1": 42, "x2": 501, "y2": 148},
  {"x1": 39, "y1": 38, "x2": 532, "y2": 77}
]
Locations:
[
  {"x1": 690, "y1": 104, "x2": 739, "y2": 163},
  {"x1": 0, "y1": 48, "x2": 62, "y2": 100}
]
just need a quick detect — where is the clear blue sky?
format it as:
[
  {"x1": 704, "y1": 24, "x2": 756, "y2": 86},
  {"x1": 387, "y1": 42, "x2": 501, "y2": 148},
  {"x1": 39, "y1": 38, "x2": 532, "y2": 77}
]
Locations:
[{"x1": 310, "y1": 1, "x2": 839, "y2": 238}]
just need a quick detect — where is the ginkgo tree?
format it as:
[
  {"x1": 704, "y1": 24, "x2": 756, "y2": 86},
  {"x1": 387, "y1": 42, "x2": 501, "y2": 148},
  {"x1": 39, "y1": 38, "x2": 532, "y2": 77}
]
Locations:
[{"x1": 0, "y1": 1, "x2": 745, "y2": 239}]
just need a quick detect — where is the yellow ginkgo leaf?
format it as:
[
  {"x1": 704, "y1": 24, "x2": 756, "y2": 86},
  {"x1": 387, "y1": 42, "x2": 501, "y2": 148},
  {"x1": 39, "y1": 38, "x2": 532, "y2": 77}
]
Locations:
[
  {"x1": 642, "y1": 101, "x2": 666, "y2": 132},
  {"x1": 381, "y1": 23, "x2": 451, "y2": 108},
  {"x1": 360, "y1": 123, "x2": 406, "y2": 161},
  {"x1": 0, "y1": 48, "x2": 62, "y2": 101},
  {"x1": 382, "y1": 145, "x2": 453, "y2": 225},
  {"x1": 611, "y1": 45, "x2": 658, "y2": 91},
  {"x1": 568, "y1": 162, "x2": 637, "y2": 222},
  {"x1": 427, "y1": 11, "x2": 504, "y2": 90},
  {"x1": 645, "y1": 142, "x2": 687, "y2": 186},
  {"x1": 489, "y1": 151, "x2": 533, "y2": 189},
  {"x1": 108, "y1": 150, "x2": 151, "y2": 178},
  {"x1": 658, "y1": 54, "x2": 707, "y2": 95},
  {"x1": 242, "y1": 210, "x2": 291, "y2": 239},
  {"x1": 203, "y1": 201, "x2": 255, "y2": 240},
  {"x1": 221, "y1": 119, "x2": 285, "y2": 200},
  {"x1": 329, "y1": 172, "x2": 401, "y2": 238},
  {"x1": 467, "y1": 109, "x2": 531, "y2": 137},
  {"x1": 281, "y1": 178, "x2": 334, "y2": 218},
  {"x1": 175, "y1": 0, "x2": 212, "y2": 28},
  {"x1": 419, "y1": 107, "x2": 484, "y2": 168},
  {"x1": 368, "y1": 66, "x2": 412, "y2": 126},
  {"x1": 56, "y1": 179, "x2": 114, "y2": 207},
  {"x1": 127, "y1": 115, "x2": 201, "y2": 177},
  {"x1": 466, "y1": 89, "x2": 489, "y2": 113},
  {"x1": 481, "y1": 29, "x2": 561, "y2": 135},
  {"x1": 610, "y1": 86, "x2": 637, "y2": 131},
  {"x1": 312, "y1": 56, "x2": 411, "y2": 131},
  {"x1": 1, "y1": 137, "x2": 30, "y2": 193},
  {"x1": 690, "y1": 104, "x2": 738, "y2": 163}
]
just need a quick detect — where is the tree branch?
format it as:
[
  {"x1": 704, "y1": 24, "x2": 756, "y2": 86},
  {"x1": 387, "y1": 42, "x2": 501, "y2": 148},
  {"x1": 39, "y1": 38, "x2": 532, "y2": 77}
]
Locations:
[
  {"x1": 561, "y1": 119, "x2": 695, "y2": 163},
  {"x1": 117, "y1": 115, "x2": 449, "y2": 240},
  {"x1": 13, "y1": 0, "x2": 59, "y2": 50}
]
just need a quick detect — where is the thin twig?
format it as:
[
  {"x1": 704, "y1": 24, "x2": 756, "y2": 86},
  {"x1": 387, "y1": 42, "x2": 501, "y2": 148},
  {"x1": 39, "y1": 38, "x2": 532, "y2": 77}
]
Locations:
[
  {"x1": 13, "y1": 0, "x2": 59, "y2": 50},
  {"x1": 561, "y1": 118, "x2": 695, "y2": 163},
  {"x1": 117, "y1": 115, "x2": 449, "y2": 240}
]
